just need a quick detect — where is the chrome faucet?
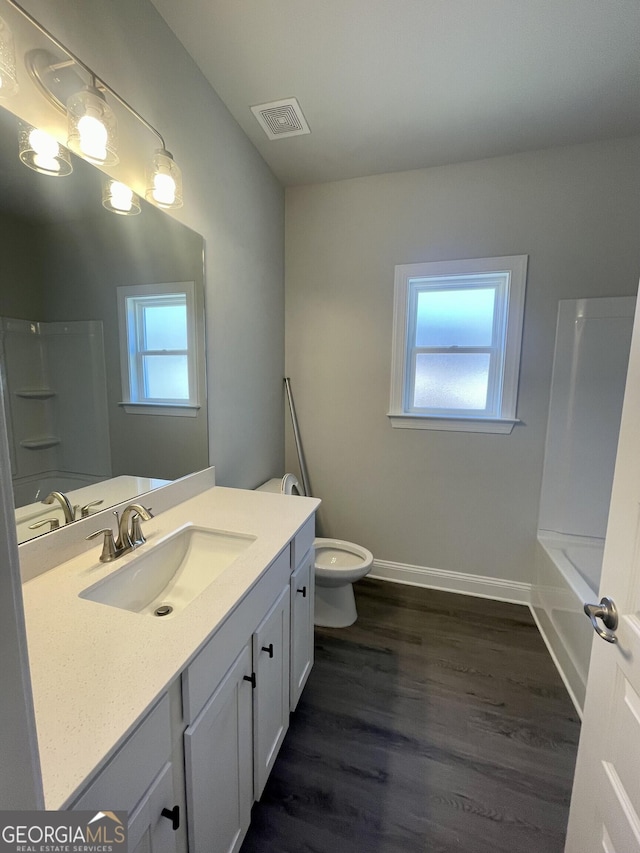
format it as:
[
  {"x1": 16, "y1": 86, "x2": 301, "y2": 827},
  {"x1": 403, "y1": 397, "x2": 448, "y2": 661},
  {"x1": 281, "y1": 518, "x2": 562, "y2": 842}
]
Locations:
[
  {"x1": 42, "y1": 491, "x2": 77, "y2": 524},
  {"x1": 116, "y1": 503, "x2": 154, "y2": 552},
  {"x1": 87, "y1": 503, "x2": 154, "y2": 563}
]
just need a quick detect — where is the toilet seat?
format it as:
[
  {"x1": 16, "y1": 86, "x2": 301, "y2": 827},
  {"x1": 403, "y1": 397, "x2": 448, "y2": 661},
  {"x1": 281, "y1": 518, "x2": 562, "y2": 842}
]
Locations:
[{"x1": 314, "y1": 538, "x2": 373, "y2": 583}]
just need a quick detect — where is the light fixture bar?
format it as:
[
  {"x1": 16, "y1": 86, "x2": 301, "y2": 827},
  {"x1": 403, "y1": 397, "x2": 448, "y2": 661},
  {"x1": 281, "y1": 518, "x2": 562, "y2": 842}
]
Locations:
[{"x1": 4, "y1": 0, "x2": 167, "y2": 150}]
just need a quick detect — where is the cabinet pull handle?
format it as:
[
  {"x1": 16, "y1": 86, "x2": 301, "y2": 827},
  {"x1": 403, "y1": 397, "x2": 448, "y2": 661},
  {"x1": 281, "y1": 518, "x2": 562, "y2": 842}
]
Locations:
[
  {"x1": 297, "y1": 586, "x2": 307, "y2": 598},
  {"x1": 161, "y1": 805, "x2": 180, "y2": 831},
  {"x1": 261, "y1": 644, "x2": 274, "y2": 658},
  {"x1": 243, "y1": 672, "x2": 257, "y2": 688}
]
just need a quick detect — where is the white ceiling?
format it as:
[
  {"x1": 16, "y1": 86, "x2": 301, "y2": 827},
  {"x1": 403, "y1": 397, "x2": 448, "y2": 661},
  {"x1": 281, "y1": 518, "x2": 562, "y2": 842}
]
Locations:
[{"x1": 150, "y1": 0, "x2": 640, "y2": 186}]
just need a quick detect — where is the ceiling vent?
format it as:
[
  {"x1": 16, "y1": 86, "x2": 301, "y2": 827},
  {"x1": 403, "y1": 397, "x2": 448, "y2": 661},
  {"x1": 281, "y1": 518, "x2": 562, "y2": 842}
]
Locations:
[{"x1": 250, "y1": 98, "x2": 310, "y2": 140}]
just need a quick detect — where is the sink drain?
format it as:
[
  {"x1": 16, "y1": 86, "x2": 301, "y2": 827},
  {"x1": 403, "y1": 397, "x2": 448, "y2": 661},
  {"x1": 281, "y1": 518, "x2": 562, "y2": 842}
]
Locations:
[{"x1": 154, "y1": 604, "x2": 173, "y2": 617}]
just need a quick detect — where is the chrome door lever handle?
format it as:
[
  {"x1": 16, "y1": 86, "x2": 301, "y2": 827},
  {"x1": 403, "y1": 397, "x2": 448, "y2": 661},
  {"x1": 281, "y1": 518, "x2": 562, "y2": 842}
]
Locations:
[{"x1": 584, "y1": 596, "x2": 618, "y2": 643}]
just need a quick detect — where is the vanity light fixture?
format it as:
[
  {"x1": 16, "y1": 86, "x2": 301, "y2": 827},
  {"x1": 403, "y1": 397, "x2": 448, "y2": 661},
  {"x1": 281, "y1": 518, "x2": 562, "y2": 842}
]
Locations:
[
  {"x1": 146, "y1": 147, "x2": 183, "y2": 210},
  {"x1": 6, "y1": 0, "x2": 184, "y2": 205},
  {"x1": 18, "y1": 120, "x2": 73, "y2": 175},
  {"x1": 67, "y1": 76, "x2": 118, "y2": 166},
  {"x1": 102, "y1": 178, "x2": 141, "y2": 216},
  {"x1": 0, "y1": 14, "x2": 18, "y2": 97}
]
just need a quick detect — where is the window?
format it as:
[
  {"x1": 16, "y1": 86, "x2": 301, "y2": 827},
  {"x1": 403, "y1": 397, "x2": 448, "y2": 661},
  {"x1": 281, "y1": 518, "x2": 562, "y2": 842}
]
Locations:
[
  {"x1": 388, "y1": 256, "x2": 527, "y2": 433},
  {"x1": 117, "y1": 281, "x2": 200, "y2": 416}
]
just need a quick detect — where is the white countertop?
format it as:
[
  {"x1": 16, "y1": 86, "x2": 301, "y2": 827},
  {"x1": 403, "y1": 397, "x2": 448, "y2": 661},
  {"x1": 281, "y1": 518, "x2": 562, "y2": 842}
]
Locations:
[{"x1": 21, "y1": 485, "x2": 319, "y2": 810}]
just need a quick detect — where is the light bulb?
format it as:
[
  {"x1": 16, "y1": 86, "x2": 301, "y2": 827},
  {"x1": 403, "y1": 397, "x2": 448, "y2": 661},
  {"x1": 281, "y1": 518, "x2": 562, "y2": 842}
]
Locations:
[
  {"x1": 108, "y1": 182, "x2": 134, "y2": 212},
  {"x1": 152, "y1": 173, "x2": 176, "y2": 206},
  {"x1": 77, "y1": 113, "x2": 108, "y2": 162},
  {"x1": 28, "y1": 128, "x2": 61, "y2": 172},
  {"x1": 102, "y1": 179, "x2": 141, "y2": 215},
  {"x1": 146, "y1": 148, "x2": 182, "y2": 209},
  {"x1": 18, "y1": 122, "x2": 72, "y2": 177}
]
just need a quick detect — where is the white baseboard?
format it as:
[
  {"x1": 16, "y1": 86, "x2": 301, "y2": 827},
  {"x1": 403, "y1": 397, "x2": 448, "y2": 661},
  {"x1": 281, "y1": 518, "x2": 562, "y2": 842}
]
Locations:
[
  {"x1": 528, "y1": 604, "x2": 584, "y2": 719},
  {"x1": 368, "y1": 559, "x2": 532, "y2": 606}
]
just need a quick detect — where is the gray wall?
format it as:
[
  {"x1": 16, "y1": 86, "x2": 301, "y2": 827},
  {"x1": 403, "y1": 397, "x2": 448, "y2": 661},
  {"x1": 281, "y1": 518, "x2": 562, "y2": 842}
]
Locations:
[
  {"x1": 0, "y1": 213, "x2": 45, "y2": 319},
  {"x1": 17, "y1": 0, "x2": 286, "y2": 488},
  {"x1": 285, "y1": 136, "x2": 640, "y2": 584}
]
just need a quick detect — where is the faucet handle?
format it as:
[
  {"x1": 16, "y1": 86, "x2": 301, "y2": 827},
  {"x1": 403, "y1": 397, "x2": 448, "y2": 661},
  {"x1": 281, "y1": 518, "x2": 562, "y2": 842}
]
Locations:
[
  {"x1": 81, "y1": 499, "x2": 104, "y2": 518},
  {"x1": 28, "y1": 517, "x2": 60, "y2": 532},
  {"x1": 86, "y1": 528, "x2": 118, "y2": 562},
  {"x1": 130, "y1": 513, "x2": 146, "y2": 546},
  {"x1": 112, "y1": 509, "x2": 129, "y2": 551}
]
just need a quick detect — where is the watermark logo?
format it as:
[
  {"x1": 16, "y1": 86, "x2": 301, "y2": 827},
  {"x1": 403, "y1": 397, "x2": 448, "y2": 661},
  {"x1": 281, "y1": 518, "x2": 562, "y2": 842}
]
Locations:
[{"x1": 0, "y1": 811, "x2": 127, "y2": 853}]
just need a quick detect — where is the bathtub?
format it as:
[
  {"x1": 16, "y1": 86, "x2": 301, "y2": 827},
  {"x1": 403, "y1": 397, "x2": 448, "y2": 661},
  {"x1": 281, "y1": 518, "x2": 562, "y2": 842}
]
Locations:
[
  {"x1": 531, "y1": 531, "x2": 602, "y2": 716},
  {"x1": 532, "y1": 297, "x2": 634, "y2": 716}
]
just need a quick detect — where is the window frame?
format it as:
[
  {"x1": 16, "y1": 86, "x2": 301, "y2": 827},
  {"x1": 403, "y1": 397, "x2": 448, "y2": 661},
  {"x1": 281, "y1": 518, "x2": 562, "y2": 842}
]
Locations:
[
  {"x1": 388, "y1": 256, "x2": 527, "y2": 434},
  {"x1": 117, "y1": 281, "x2": 200, "y2": 417}
]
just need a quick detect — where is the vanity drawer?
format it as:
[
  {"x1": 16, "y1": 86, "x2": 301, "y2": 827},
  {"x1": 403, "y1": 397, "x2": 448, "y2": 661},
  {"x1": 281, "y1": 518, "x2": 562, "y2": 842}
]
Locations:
[
  {"x1": 72, "y1": 693, "x2": 171, "y2": 813},
  {"x1": 182, "y1": 546, "x2": 291, "y2": 723},
  {"x1": 291, "y1": 516, "x2": 315, "y2": 570}
]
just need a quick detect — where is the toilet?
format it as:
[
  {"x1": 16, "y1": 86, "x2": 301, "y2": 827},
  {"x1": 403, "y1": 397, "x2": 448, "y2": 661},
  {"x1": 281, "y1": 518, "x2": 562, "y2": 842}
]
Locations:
[
  {"x1": 313, "y1": 538, "x2": 373, "y2": 628},
  {"x1": 255, "y1": 475, "x2": 373, "y2": 627}
]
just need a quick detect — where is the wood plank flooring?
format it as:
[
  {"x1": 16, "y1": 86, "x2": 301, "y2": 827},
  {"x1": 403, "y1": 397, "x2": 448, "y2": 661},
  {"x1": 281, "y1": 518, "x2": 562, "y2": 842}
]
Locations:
[{"x1": 240, "y1": 579, "x2": 580, "y2": 853}]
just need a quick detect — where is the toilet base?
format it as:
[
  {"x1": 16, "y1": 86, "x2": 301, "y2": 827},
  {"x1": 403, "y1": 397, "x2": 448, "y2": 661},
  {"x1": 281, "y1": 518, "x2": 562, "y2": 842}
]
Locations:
[{"x1": 314, "y1": 583, "x2": 358, "y2": 628}]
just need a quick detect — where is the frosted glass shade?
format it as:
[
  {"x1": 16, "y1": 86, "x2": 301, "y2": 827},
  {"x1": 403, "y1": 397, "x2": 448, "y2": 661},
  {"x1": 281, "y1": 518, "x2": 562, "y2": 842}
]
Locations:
[
  {"x1": 146, "y1": 148, "x2": 183, "y2": 209},
  {"x1": 18, "y1": 122, "x2": 73, "y2": 176},
  {"x1": 67, "y1": 86, "x2": 118, "y2": 165},
  {"x1": 0, "y1": 16, "x2": 18, "y2": 98},
  {"x1": 102, "y1": 179, "x2": 141, "y2": 215}
]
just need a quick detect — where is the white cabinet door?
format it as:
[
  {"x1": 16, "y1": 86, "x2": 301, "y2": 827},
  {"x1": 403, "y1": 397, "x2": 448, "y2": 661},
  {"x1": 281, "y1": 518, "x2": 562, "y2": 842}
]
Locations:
[
  {"x1": 128, "y1": 763, "x2": 178, "y2": 853},
  {"x1": 290, "y1": 549, "x2": 314, "y2": 711},
  {"x1": 184, "y1": 644, "x2": 253, "y2": 853},
  {"x1": 252, "y1": 586, "x2": 290, "y2": 799}
]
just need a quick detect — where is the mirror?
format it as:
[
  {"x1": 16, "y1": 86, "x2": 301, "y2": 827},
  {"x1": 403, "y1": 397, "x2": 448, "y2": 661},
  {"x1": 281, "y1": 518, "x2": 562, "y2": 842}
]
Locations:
[{"x1": 0, "y1": 105, "x2": 209, "y2": 543}]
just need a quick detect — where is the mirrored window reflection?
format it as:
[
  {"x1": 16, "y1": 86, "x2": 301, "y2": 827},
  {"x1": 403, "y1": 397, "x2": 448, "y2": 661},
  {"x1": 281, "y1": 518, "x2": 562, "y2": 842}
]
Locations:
[{"x1": 117, "y1": 281, "x2": 198, "y2": 410}]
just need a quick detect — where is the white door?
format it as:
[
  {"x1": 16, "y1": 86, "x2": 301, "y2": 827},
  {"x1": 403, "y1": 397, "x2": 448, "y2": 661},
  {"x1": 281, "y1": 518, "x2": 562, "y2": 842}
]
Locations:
[{"x1": 566, "y1": 296, "x2": 640, "y2": 852}]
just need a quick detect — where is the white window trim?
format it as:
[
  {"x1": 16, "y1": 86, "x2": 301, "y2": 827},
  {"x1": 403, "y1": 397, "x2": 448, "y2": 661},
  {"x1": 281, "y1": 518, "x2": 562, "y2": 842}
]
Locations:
[
  {"x1": 117, "y1": 281, "x2": 199, "y2": 417},
  {"x1": 388, "y1": 255, "x2": 527, "y2": 434}
]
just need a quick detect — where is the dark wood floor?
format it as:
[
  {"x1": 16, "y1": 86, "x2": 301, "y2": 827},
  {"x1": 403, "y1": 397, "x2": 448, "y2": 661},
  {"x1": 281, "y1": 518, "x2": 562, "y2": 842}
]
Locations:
[{"x1": 240, "y1": 579, "x2": 580, "y2": 853}]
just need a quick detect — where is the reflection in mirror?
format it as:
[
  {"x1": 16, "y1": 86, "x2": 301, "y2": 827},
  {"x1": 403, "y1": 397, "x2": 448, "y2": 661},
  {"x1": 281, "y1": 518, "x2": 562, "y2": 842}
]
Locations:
[{"x1": 0, "y1": 105, "x2": 208, "y2": 543}]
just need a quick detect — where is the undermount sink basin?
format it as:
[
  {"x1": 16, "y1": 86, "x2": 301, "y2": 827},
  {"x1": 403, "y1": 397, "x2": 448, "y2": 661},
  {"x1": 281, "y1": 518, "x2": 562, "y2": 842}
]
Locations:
[{"x1": 80, "y1": 524, "x2": 255, "y2": 616}]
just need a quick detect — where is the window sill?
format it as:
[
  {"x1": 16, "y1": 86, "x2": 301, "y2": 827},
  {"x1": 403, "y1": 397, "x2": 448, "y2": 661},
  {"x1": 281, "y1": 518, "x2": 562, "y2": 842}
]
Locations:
[
  {"x1": 118, "y1": 402, "x2": 200, "y2": 418},
  {"x1": 387, "y1": 413, "x2": 520, "y2": 434}
]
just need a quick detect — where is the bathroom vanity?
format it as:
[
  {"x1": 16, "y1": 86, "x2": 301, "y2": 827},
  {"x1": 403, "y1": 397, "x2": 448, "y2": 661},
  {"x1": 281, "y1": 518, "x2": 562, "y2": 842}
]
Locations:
[{"x1": 19, "y1": 477, "x2": 319, "y2": 853}]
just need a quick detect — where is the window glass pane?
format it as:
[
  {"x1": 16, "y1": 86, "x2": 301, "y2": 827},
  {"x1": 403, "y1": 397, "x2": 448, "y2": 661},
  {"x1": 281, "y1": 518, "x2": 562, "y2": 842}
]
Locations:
[
  {"x1": 415, "y1": 288, "x2": 495, "y2": 347},
  {"x1": 142, "y1": 301, "x2": 187, "y2": 351},
  {"x1": 143, "y1": 354, "x2": 189, "y2": 399},
  {"x1": 413, "y1": 353, "x2": 490, "y2": 410}
]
